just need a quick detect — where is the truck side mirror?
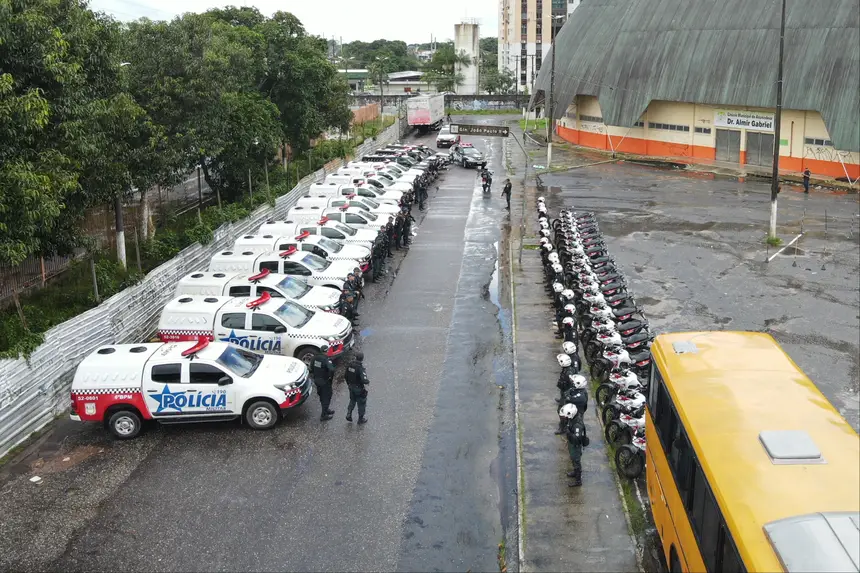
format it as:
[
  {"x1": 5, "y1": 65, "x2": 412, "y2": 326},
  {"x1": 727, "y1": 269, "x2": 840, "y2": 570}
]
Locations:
[
  {"x1": 274, "y1": 325, "x2": 286, "y2": 334},
  {"x1": 217, "y1": 376, "x2": 232, "y2": 386}
]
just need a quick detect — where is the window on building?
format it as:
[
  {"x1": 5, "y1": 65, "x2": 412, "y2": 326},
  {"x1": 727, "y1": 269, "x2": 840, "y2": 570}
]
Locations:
[
  {"x1": 521, "y1": 24, "x2": 527, "y2": 34},
  {"x1": 520, "y1": 72, "x2": 527, "y2": 84},
  {"x1": 695, "y1": 127, "x2": 712, "y2": 134},
  {"x1": 634, "y1": 120, "x2": 645, "y2": 127},
  {"x1": 580, "y1": 114, "x2": 603, "y2": 123},
  {"x1": 536, "y1": 60, "x2": 542, "y2": 71},
  {"x1": 804, "y1": 137, "x2": 832, "y2": 146},
  {"x1": 649, "y1": 122, "x2": 690, "y2": 132}
]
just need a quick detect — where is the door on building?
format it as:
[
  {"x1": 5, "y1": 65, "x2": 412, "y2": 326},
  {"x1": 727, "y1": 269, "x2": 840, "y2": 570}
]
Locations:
[
  {"x1": 715, "y1": 129, "x2": 741, "y2": 163},
  {"x1": 745, "y1": 132, "x2": 775, "y2": 167}
]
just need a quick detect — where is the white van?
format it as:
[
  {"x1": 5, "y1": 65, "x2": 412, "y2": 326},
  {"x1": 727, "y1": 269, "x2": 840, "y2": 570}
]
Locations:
[
  {"x1": 207, "y1": 248, "x2": 358, "y2": 289},
  {"x1": 233, "y1": 233, "x2": 371, "y2": 269},
  {"x1": 174, "y1": 270, "x2": 342, "y2": 312},
  {"x1": 157, "y1": 294, "x2": 353, "y2": 364},
  {"x1": 258, "y1": 218, "x2": 380, "y2": 248}
]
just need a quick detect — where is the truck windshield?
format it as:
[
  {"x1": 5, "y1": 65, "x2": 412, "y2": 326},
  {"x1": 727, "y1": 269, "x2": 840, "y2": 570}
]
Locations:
[
  {"x1": 300, "y1": 253, "x2": 331, "y2": 272},
  {"x1": 376, "y1": 173, "x2": 395, "y2": 183},
  {"x1": 216, "y1": 346, "x2": 263, "y2": 378},
  {"x1": 276, "y1": 276, "x2": 312, "y2": 298},
  {"x1": 360, "y1": 197, "x2": 380, "y2": 209},
  {"x1": 332, "y1": 222, "x2": 357, "y2": 236},
  {"x1": 358, "y1": 209, "x2": 378, "y2": 221},
  {"x1": 316, "y1": 236, "x2": 343, "y2": 253},
  {"x1": 274, "y1": 301, "x2": 314, "y2": 328}
]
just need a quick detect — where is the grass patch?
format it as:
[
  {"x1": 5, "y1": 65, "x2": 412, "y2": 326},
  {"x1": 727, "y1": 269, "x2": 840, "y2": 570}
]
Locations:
[
  {"x1": 765, "y1": 235, "x2": 783, "y2": 247},
  {"x1": 447, "y1": 108, "x2": 521, "y2": 116},
  {"x1": 520, "y1": 119, "x2": 548, "y2": 132},
  {"x1": 522, "y1": 244, "x2": 540, "y2": 250},
  {"x1": 498, "y1": 538, "x2": 508, "y2": 572}
]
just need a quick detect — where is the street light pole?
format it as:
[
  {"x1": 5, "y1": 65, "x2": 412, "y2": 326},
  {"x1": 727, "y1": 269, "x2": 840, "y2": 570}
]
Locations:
[{"x1": 769, "y1": 0, "x2": 787, "y2": 239}]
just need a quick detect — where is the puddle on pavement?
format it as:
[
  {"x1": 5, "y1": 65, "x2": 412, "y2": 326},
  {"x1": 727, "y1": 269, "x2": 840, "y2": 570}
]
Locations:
[{"x1": 489, "y1": 241, "x2": 501, "y2": 309}]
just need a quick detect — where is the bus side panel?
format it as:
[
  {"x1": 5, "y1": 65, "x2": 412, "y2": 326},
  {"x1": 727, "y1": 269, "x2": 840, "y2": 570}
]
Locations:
[{"x1": 645, "y1": 411, "x2": 706, "y2": 573}]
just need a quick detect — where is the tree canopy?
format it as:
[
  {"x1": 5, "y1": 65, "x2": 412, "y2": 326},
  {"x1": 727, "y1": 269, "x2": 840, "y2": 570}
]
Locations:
[
  {"x1": 340, "y1": 39, "x2": 419, "y2": 71},
  {"x1": 422, "y1": 44, "x2": 470, "y2": 93},
  {"x1": 0, "y1": 1, "x2": 352, "y2": 264}
]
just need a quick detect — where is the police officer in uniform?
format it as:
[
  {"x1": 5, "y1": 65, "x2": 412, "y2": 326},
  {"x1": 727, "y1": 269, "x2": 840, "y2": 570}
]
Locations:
[
  {"x1": 345, "y1": 351, "x2": 369, "y2": 424},
  {"x1": 560, "y1": 404, "x2": 588, "y2": 487},
  {"x1": 341, "y1": 292, "x2": 358, "y2": 326},
  {"x1": 311, "y1": 348, "x2": 335, "y2": 420},
  {"x1": 501, "y1": 178, "x2": 512, "y2": 210},
  {"x1": 556, "y1": 373, "x2": 588, "y2": 432},
  {"x1": 385, "y1": 221, "x2": 395, "y2": 257}
]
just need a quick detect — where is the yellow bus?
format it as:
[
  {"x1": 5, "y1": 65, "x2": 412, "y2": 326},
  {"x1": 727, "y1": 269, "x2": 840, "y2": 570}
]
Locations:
[{"x1": 645, "y1": 331, "x2": 859, "y2": 573}]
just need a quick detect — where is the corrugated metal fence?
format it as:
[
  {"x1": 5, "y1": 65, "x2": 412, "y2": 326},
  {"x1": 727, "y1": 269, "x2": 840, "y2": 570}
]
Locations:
[{"x1": 0, "y1": 124, "x2": 399, "y2": 458}]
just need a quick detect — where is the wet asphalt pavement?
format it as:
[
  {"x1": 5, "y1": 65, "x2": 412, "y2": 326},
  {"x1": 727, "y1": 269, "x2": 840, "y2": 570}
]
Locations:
[
  {"x1": 0, "y1": 126, "x2": 517, "y2": 572},
  {"x1": 538, "y1": 160, "x2": 860, "y2": 430}
]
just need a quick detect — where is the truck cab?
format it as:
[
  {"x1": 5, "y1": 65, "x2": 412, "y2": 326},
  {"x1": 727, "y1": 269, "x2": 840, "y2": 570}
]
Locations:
[
  {"x1": 157, "y1": 292, "x2": 353, "y2": 364},
  {"x1": 258, "y1": 218, "x2": 380, "y2": 249},
  {"x1": 70, "y1": 339, "x2": 312, "y2": 439},
  {"x1": 296, "y1": 194, "x2": 400, "y2": 216},
  {"x1": 321, "y1": 206, "x2": 388, "y2": 231},
  {"x1": 208, "y1": 247, "x2": 358, "y2": 289},
  {"x1": 174, "y1": 270, "x2": 342, "y2": 312},
  {"x1": 237, "y1": 231, "x2": 371, "y2": 271}
]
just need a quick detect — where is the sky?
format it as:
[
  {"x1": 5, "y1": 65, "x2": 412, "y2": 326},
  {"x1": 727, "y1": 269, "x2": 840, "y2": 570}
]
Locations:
[{"x1": 89, "y1": 0, "x2": 499, "y2": 43}]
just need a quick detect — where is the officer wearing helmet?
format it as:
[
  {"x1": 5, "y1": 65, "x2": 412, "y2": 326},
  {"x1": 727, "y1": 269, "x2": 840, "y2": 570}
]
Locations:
[
  {"x1": 557, "y1": 373, "x2": 588, "y2": 423},
  {"x1": 311, "y1": 347, "x2": 336, "y2": 421},
  {"x1": 345, "y1": 351, "x2": 369, "y2": 424},
  {"x1": 561, "y1": 313, "x2": 578, "y2": 345},
  {"x1": 556, "y1": 353, "x2": 574, "y2": 395},
  {"x1": 559, "y1": 403, "x2": 588, "y2": 487}
]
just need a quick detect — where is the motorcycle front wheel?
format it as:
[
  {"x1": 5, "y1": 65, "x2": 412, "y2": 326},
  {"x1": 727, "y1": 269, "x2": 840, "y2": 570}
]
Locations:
[
  {"x1": 604, "y1": 420, "x2": 631, "y2": 447},
  {"x1": 601, "y1": 404, "x2": 619, "y2": 426},
  {"x1": 615, "y1": 445, "x2": 645, "y2": 479},
  {"x1": 595, "y1": 383, "x2": 615, "y2": 409}
]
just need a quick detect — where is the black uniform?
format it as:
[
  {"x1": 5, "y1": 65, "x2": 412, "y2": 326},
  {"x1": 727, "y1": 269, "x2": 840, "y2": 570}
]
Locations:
[
  {"x1": 501, "y1": 180, "x2": 512, "y2": 209},
  {"x1": 565, "y1": 416, "x2": 588, "y2": 486},
  {"x1": 311, "y1": 352, "x2": 335, "y2": 419},
  {"x1": 345, "y1": 356, "x2": 369, "y2": 423},
  {"x1": 341, "y1": 296, "x2": 358, "y2": 326},
  {"x1": 385, "y1": 224, "x2": 394, "y2": 256}
]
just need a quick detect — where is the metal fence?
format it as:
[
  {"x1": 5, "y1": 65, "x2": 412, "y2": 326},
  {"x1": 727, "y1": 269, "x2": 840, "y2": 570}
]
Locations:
[{"x1": 0, "y1": 123, "x2": 399, "y2": 458}]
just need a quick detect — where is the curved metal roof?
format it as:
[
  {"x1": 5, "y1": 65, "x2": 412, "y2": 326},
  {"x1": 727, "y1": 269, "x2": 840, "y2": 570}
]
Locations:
[{"x1": 533, "y1": 0, "x2": 860, "y2": 151}]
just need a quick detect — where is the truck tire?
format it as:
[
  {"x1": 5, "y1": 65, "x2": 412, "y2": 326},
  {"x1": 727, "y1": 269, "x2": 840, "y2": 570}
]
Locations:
[
  {"x1": 245, "y1": 400, "x2": 279, "y2": 430},
  {"x1": 294, "y1": 345, "x2": 318, "y2": 366},
  {"x1": 107, "y1": 409, "x2": 142, "y2": 440}
]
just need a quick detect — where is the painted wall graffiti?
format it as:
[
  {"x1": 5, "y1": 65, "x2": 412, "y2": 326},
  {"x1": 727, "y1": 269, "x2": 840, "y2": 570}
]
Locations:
[
  {"x1": 579, "y1": 122, "x2": 605, "y2": 134},
  {"x1": 804, "y1": 145, "x2": 854, "y2": 165}
]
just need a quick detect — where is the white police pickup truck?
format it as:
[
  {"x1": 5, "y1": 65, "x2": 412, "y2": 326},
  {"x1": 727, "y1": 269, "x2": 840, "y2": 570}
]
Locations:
[
  {"x1": 208, "y1": 246, "x2": 359, "y2": 289},
  {"x1": 309, "y1": 182, "x2": 403, "y2": 206},
  {"x1": 296, "y1": 194, "x2": 400, "y2": 216},
  {"x1": 70, "y1": 339, "x2": 311, "y2": 439},
  {"x1": 287, "y1": 205, "x2": 387, "y2": 232},
  {"x1": 258, "y1": 217, "x2": 380, "y2": 250},
  {"x1": 234, "y1": 232, "x2": 371, "y2": 272},
  {"x1": 174, "y1": 269, "x2": 342, "y2": 312},
  {"x1": 158, "y1": 292, "x2": 353, "y2": 364}
]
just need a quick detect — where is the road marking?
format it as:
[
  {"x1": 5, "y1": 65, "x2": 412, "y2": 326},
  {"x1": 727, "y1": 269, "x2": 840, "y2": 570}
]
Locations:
[{"x1": 508, "y1": 236, "x2": 526, "y2": 572}]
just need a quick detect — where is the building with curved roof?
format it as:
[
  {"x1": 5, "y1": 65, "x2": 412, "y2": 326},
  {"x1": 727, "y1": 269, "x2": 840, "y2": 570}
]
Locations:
[{"x1": 533, "y1": 0, "x2": 860, "y2": 180}]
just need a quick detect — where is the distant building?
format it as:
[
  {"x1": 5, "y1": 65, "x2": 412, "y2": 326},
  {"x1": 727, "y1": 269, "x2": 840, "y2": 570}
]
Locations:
[
  {"x1": 498, "y1": 0, "x2": 581, "y2": 93},
  {"x1": 415, "y1": 49, "x2": 436, "y2": 62},
  {"x1": 454, "y1": 21, "x2": 480, "y2": 95},
  {"x1": 531, "y1": 0, "x2": 860, "y2": 179}
]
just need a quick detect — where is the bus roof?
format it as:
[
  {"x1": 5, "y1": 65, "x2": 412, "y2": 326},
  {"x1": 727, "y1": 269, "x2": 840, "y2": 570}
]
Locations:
[{"x1": 652, "y1": 331, "x2": 860, "y2": 573}]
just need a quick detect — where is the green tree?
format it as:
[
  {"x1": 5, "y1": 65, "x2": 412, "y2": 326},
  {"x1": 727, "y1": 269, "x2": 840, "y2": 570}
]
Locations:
[
  {"x1": 342, "y1": 39, "x2": 419, "y2": 71},
  {"x1": 423, "y1": 44, "x2": 469, "y2": 93},
  {"x1": 481, "y1": 67, "x2": 516, "y2": 95}
]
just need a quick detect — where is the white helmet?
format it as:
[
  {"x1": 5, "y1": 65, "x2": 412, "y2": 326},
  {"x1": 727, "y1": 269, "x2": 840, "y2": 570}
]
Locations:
[
  {"x1": 561, "y1": 289, "x2": 575, "y2": 300},
  {"x1": 551, "y1": 263, "x2": 563, "y2": 273},
  {"x1": 552, "y1": 284, "x2": 564, "y2": 295},
  {"x1": 562, "y1": 316, "x2": 575, "y2": 327},
  {"x1": 539, "y1": 236, "x2": 550, "y2": 245},
  {"x1": 559, "y1": 403, "x2": 577, "y2": 419},
  {"x1": 539, "y1": 220, "x2": 549, "y2": 229},
  {"x1": 570, "y1": 374, "x2": 587, "y2": 390},
  {"x1": 542, "y1": 243, "x2": 553, "y2": 252},
  {"x1": 540, "y1": 229, "x2": 551, "y2": 237},
  {"x1": 556, "y1": 353, "x2": 572, "y2": 367},
  {"x1": 562, "y1": 341, "x2": 577, "y2": 355},
  {"x1": 538, "y1": 216, "x2": 548, "y2": 224},
  {"x1": 537, "y1": 196, "x2": 545, "y2": 202},
  {"x1": 547, "y1": 252, "x2": 560, "y2": 263},
  {"x1": 563, "y1": 304, "x2": 576, "y2": 314}
]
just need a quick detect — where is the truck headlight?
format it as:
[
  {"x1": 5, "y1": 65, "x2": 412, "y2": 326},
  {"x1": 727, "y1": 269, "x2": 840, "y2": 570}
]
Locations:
[{"x1": 273, "y1": 381, "x2": 296, "y2": 391}]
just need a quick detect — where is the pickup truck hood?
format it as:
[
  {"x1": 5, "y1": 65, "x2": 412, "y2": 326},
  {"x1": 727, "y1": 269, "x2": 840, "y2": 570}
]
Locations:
[
  {"x1": 352, "y1": 228, "x2": 381, "y2": 243},
  {"x1": 252, "y1": 354, "x2": 307, "y2": 386},
  {"x1": 339, "y1": 243, "x2": 371, "y2": 261},
  {"x1": 368, "y1": 203, "x2": 400, "y2": 215},
  {"x1": 324, "y1": 258, "x2": 361, "y2": 279},
  {"x1": 301, "y1": 308, "x2": 352, "y2": 337},
  {"x1": 437, "y1": 133, "x2": 456, "y2": 140},
  {"x1": 297, "y1": 284, "x2": 342, "y2": 310}
]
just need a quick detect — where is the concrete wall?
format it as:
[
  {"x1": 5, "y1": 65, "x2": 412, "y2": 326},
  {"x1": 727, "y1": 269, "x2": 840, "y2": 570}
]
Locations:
[
  {"x1": 557, "y1": 95, "x2": 860, "y2": 180},
  {"x1": 454, "y1": 23, "x2": 480, "y2": 95}
]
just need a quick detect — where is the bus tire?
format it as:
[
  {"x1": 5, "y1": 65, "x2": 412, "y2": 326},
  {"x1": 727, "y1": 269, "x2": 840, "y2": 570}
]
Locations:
[{"x1": 615, "y1": 444, "x2": 644, "y2": 479}]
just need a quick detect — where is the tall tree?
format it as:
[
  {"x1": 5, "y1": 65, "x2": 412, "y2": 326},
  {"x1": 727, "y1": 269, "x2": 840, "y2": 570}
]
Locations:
[{"x1": 423, "y1": 44, "x2": 470, "y2": 93}]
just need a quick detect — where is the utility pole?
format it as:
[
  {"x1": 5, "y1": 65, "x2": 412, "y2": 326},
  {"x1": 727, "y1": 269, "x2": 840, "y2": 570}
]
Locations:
[
  {"x1": 769, "y1": 0, "x2": 787, "y2": 239},
  {"x1": 547, "y1": 16, "x2": 560, "y2": 169}
]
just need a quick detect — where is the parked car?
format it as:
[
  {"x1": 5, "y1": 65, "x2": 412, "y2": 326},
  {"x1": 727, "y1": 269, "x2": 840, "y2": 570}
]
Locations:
[
  {"x1": 451, "y1": 142, "x2": 487, "y2": 168},
  {"x1": 436, "y1": 126, "x2": 460, "y2": 148}
]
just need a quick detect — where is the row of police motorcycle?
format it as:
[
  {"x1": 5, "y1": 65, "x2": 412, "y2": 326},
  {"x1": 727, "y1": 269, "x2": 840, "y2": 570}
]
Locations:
[{"x1": 537, "y1": 197, "x2": 651, "y2": 479}]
